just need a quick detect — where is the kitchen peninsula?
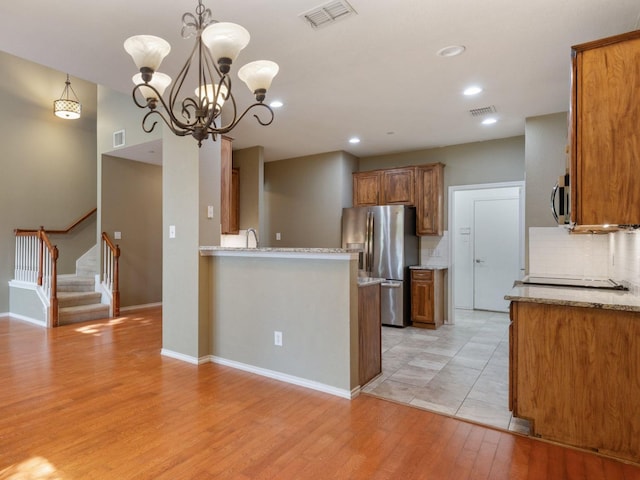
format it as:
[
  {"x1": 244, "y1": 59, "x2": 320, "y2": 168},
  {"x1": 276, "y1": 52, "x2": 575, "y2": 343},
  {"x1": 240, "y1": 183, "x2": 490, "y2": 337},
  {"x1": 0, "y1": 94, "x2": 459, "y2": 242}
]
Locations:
[{"x1": 199, "y1": 246, "x2": 362, "y2": 399}]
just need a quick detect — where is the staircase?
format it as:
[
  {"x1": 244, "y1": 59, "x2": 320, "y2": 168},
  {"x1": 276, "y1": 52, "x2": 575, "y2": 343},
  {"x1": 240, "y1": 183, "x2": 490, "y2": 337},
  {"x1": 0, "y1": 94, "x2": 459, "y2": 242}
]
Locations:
[
  {"x1": 12, "y1": 211, "x2": 120, "y2": 328},
  {"x1": 57, "y1": 275, "x2": 110, "y2": 325}
]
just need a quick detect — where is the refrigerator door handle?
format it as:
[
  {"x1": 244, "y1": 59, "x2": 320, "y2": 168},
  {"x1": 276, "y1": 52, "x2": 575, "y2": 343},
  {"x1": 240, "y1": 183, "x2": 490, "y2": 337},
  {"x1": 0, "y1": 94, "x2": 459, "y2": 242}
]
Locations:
[
  {"x1": 381, "y1": 281, "x2": 402, "y2": 288},
  {"x1": 365, "y1": 211, "x2": 373, "y2": 273}
]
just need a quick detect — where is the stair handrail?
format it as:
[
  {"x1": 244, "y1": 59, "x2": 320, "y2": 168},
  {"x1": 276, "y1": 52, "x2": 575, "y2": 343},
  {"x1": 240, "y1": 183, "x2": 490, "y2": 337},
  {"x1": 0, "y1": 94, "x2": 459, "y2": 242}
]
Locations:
[
  {"x1": 13, "y1": 227, "x2": 59, "y2": 327},
  {"x1": 101, "y1": 232, "x2": 120, "y2": 317},
  {"x1": 15, "y1": 207, "x2": 97, "y2": 235}
]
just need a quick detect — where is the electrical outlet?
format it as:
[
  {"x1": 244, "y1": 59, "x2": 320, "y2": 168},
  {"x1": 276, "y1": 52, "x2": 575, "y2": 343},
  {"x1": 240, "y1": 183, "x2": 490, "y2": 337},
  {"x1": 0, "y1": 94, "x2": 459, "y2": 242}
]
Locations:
[{"x1": 274, "y1": 331, "x2": 283, "y2": 346}]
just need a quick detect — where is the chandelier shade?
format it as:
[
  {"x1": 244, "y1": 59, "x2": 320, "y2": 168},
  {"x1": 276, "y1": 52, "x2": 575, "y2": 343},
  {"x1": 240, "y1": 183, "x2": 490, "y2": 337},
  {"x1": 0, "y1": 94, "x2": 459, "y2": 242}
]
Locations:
[
  {"x1": 124, "y1": 0, "x2": 279, "y2": 146},
  {"x1": 132, "y1": 73, "x2": 172, "y2": 101},
  {"x1": 195, "y1": 83, "x2": 229, "y2": 112},
  {"x1": 124, "y1": 36, "x2": 171, "y2": 77},
  {"x1": 238, "y1": 61, "x2": 280, "y2": 100},
  {"x1": 201, "y1": 22, "x2": 250, "y2": 72},
  {"x1": 53, "y1": 74, "x2": 81, "y2": 120}
]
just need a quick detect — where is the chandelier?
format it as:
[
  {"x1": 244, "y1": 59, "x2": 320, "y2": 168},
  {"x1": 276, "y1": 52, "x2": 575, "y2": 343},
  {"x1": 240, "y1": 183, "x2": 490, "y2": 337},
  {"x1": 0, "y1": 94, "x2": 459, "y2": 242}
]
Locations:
[
  {"x1": 53, "y1": 74, "x2": 81, "y2": 120},
  {"x1": 124, "y1": 0, "x2": 279, "y2": 146}
]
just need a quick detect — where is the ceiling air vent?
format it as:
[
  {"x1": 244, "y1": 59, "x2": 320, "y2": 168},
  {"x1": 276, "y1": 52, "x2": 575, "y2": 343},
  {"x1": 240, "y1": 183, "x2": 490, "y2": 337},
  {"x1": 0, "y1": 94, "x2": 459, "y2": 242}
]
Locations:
[
  {"x1": 300, "y1": 0, "x2": 357, "y2": 29},
  {"x1": 469, "y1": 105, "x2": 496, "y2": 117}
]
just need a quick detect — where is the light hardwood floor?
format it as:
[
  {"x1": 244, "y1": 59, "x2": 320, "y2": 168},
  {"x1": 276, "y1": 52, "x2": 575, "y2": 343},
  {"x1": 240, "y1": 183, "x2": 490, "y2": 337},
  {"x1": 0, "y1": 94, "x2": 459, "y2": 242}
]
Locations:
[{"x1": 1, "y1": 307, "x2": 639, "y2": 479}]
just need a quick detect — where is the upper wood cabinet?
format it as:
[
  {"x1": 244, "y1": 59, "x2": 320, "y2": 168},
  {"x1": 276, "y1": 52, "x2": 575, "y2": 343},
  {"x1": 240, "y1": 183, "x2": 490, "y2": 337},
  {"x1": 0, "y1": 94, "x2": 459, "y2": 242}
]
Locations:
[
  {"x1": 352, "y1": 164, "x2": 444, "y2": 236},
  {"x1": 220, "y1": 136, "x2": 239, "y2": 234},
  {"x1": 352, "y1": 171, "x2": 380, "y2": 206},
  {"x1": 416, "y1": 163, "x2": 444, "y2": 236},
  {"x1": 381, "y1": 167, "x2": 415, "y2": 205},
  {"x1": 570, "y1": 30, "x2": 640, "y2": 227}
]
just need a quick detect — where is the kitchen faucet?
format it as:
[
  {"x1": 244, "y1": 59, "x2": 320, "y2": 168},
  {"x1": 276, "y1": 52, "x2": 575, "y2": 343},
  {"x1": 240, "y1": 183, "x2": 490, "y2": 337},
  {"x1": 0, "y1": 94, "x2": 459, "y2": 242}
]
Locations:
[{"x1": 246, "y1": 228, "x2": 259, "y2": 248}]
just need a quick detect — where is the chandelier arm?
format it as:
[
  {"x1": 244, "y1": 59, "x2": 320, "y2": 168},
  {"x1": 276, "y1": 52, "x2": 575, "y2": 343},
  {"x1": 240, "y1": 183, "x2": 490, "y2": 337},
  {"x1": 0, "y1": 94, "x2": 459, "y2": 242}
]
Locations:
[{"x1": 214, "y1": 103, "x2": 275, "y2": 135}]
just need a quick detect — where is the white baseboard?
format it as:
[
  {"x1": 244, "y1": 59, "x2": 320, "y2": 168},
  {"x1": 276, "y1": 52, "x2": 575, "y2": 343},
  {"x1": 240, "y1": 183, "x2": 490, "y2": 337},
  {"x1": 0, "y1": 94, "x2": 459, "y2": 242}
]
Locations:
[
  {"x1": 209, "y1": 355, "x2": 359, "y2": 400},
  {"x1": 120, "y1": 302, "x2": 162, "y2": 313},
  {"x1": 160, "y1": 349, "x2": 359, "y2": 399},
  {"x1": 160, "y1": 348, "x2": 205, "y2": 365},
  {"x1": 3, "y1": 313, "x2": 46, "y2": 327}
]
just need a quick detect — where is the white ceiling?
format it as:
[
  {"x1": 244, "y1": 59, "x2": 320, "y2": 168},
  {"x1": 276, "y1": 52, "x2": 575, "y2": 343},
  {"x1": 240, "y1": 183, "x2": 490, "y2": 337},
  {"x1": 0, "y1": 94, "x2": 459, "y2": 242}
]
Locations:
[{"x1": 0, "y1": 0, "x2": 638, "y2": 162}]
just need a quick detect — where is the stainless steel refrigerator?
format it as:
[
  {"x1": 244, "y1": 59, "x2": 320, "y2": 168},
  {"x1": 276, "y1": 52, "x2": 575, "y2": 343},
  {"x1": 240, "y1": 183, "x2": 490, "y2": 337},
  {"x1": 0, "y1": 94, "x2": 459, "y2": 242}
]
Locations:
[{"x1": 342, "y1": 205, "x2": 419, "y2": 327}]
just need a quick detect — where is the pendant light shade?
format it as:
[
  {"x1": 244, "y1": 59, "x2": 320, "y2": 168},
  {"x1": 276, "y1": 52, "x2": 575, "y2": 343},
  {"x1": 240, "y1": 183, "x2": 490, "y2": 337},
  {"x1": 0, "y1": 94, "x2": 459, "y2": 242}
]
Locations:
[{"x1": 53, "y1": 74, "x2": 82, "y2": 120}]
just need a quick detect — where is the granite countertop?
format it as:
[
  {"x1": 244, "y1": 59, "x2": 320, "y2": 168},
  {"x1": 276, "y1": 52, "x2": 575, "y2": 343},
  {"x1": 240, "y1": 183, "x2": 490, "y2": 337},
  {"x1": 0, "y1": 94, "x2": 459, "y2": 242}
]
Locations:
[
  {"x1": 357, "y1": 277, "x2": 385, "y2": 287},
  {"x1": 505, "y1": 284, "x2": 640, "y2": 312},
  {"x1": 410, "y1": 265, "x2": 448, "y2": 270},
  {"x1": 199, "y1": 246, "x2": 358, "y2": 260}
]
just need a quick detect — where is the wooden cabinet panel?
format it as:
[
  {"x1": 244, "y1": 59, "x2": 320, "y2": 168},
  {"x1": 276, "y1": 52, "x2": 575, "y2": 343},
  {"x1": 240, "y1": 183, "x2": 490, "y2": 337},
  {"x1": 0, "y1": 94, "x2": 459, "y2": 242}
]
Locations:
[
  {"x1": 353, "y1": 171, "x2": 381, "y2": 207},
  {"x1": 410, "y1": 269, "x2": 445, "y2": 329},
  {"x1": 220, "y1": 136, "x2": 239, "y2": 234},
  {"x1": 381, "y1": 167, "x2": 415, "y2": 205},
  {"x1": 358, "y1": 283, "x2": 381, "y2": 386},
  {"x1": 510, "y1": 301, "x2": 640, "y2": 463},
  {"x1": 571, "y1": 31, "x2": 640, "y2": 226},
  {"x1": 416, "y1": 164, "x2": 444, "y2": 236}
]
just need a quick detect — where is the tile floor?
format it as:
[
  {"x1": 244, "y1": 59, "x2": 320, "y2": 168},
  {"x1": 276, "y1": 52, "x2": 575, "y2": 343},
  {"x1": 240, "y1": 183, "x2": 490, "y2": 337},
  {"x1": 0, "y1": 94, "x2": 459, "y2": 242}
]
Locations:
[{"x1": 362, "y1": 309, "x2": 531, "y2": 434}]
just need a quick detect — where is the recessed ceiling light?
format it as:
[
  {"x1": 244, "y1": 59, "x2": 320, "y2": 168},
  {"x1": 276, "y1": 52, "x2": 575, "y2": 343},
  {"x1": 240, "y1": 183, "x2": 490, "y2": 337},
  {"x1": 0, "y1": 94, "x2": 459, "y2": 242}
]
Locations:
[
  {"x1": 482, "y1": 117, "x2": 497, "y2": 125},
  {"x1": 463, "y1": 86, "x2": 483, "y2": 96},
  {"x1": 436, "y1": 45, "x2": 466, "y2": 57},
  {"x1": 349, "y1": 137, "x2": 361, "y2": 144},
  {"x1": 269, "y1": 100, "x2": 283, "y2": 108}
]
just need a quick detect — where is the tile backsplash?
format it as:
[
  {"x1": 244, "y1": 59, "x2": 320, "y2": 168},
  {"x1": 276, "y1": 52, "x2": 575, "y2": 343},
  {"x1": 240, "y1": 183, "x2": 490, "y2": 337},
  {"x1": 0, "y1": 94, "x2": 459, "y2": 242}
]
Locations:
[
  {"x1": 419, "y1": 231, "x2": 449, "y2": 267},
  {"x1": 221, "y1": 230, "x2": 258, "y2": 248},
  {"x1": 529, "y1": 227, "x2": 610, "y2": 279},
  {"x1": 529, "y1": 227, "x2": 640, "y2": 293}
]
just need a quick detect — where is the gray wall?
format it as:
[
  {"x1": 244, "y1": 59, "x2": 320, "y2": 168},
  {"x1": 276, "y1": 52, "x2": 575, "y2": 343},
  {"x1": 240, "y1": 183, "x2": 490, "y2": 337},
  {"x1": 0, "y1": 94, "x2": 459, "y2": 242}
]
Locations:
[
  {"x1": 264, "y1": 151, "x2": 358, "y2": 248},
  {"x1": 524, "y1": 112, "x2": 569, "y2": 271},
  {"x1": 0, "y1": 51, "x2": 97, "y2": 314},
  {"x1": 209, "y1": 254, "x2": 359, "y2": 393},
  {"x1": 101, "y1": 155, "x2": 162, "y2": 308},
  {"x1": 359, "y1": 136, "x2": 526, "y2": 230}
]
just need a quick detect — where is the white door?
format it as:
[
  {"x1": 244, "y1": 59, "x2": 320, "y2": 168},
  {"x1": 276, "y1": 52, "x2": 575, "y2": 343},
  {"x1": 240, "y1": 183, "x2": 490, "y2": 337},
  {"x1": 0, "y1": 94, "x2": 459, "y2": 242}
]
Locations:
[{"x1": 473, "y1": 198, "x2": 521, "y2": 312}]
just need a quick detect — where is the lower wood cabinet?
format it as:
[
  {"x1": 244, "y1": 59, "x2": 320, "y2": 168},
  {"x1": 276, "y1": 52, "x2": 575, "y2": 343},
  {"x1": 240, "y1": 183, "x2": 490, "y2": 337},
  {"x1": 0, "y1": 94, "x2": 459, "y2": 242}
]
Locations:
[
  {"x1": 410, "y1": 269, "x2": 445, "y2": 329},
  {"x1": 510, "y1": 301, "x2": 640, "y2": 463},
  {"x1": 358, "y1": 282, "x2": 381, "y2": 386}
]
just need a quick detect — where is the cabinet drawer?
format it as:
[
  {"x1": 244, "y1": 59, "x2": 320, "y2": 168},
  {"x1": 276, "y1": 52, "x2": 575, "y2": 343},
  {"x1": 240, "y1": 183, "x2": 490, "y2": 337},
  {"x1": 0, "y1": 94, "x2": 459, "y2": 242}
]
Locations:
[{"x1": 411, "y1": 270, "x2": 433, "y2": 281}]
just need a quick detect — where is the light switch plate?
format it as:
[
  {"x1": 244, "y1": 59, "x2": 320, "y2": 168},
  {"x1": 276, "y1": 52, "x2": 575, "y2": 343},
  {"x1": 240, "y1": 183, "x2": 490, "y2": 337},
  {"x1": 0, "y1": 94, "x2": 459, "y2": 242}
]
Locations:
[
  {"x1": 276, "y1": 232, "x2": 281, "y2": 241},
  {"x1": 169, "y1": 225, "x2": 176, "y2": 239},
  {"x1": 114, "y1": 231, "x2": 121, "y2": 240},
  {"x1": 207, "y1": 205, "x2": 214, "y2": 219}
]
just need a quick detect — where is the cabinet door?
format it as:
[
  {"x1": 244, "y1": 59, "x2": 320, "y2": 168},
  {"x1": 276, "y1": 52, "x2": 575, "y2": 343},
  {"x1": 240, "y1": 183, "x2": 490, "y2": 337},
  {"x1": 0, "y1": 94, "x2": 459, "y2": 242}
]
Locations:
[
  {"x1": 359, "y1": 284, "x2": 381, "y2": 386},
  {"x1": 572, "y1": 32, "x2": 640, "y2": 226},
  {"x1": 416, "y1": 164, "x2": 444, "y2": 235},
  {"x1": 220, "y1": 136, "x2": 239, "y2": 234},
  {"x1": 353, "y1": 171, "x2": 380, "y2": 206},
  {"x1": 411, "y1": 271, "x2": 434, "y2": 323},
  {"x1": 381, "y1": 167, "x2": 415, "y2": 205}
]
